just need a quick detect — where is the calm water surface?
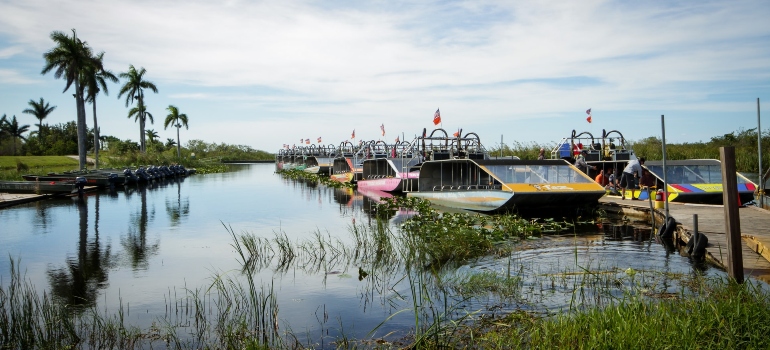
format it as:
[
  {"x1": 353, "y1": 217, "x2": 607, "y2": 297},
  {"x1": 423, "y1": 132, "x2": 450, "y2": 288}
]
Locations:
[{"x1": 0, "y1": 163, "x2": 724, "y2": 344}]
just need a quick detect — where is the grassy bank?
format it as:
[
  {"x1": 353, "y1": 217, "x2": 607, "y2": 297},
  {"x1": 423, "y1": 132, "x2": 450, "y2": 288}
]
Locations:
[
  {"x1": 458, "y1": 276, "x2": 770, "y2": 349},
  {"x1": 0, "y1": 156, "x2": 79, "y2": 181},
  {"x1": 0, "y1": 153, "x2": 230, "y2": 180}
]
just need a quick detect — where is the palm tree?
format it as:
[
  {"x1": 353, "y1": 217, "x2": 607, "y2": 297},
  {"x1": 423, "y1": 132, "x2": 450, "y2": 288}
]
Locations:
[
  {"x1": 42, "y1": 29, "x2": 99, "y2": 170},
  {"x1": 118, "y1": 65, "x2": 158, "y2": 153},
  {"x1": 145, "y1": 129, "x2": 158, "y2": 143},
  {"x1": 22, "y1": 98, "x2": 57, "y2": 141},
  {"x1": 128, "y1": 101, "x2": 153, "y2": 146},
  {"x1": 83, "y1": 52, "x2": 118, "y2": 169},
  {"x1": 0, "y1": 114, "x2": 7, "y2": 142},
  {"x1": 164, "y1": 105, "x2": 189, "y2": 158},
  {"x1": 165, "y1": 138, "x2": 176, "y2": 149},
  {"x1": 2, "y1": 115, "x2": 31, "y2": 155}
]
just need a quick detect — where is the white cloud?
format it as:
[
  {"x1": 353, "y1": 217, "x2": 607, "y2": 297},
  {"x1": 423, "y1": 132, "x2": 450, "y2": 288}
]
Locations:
[{"x1": 0, "y1": 0, "x2": 768, "y2": 150}]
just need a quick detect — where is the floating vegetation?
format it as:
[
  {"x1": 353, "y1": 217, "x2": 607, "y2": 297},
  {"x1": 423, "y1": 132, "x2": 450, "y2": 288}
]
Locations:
[{"x1": 276, "y1": 168, "x2": 354, "y2": 188}]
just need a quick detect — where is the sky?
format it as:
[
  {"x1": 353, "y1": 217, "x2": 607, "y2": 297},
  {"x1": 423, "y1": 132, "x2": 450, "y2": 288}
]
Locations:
[{"x1": 1, "y1": 0, "x2": 769, "y2": 153}]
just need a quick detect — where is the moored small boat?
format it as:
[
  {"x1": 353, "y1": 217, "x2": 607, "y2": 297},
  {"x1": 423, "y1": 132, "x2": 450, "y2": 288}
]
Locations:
[{"x1": 0, "y1": 180, "x2": 95, "y2": 195}]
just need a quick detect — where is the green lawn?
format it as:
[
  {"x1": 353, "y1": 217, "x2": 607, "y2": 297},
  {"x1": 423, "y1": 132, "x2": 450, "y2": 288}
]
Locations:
[
  {"x1": 0, "y1": 156, "x2": 80, "y2": 181},
  {"x1": 0, "y1": 156, "x2": 79, "y2": 170}
]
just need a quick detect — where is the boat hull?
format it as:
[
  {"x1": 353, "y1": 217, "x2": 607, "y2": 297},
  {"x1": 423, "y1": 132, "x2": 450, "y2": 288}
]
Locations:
[
  {"x1": 0, "y1": 181, "x2": 82, "y2": 194},
  {"x1": 408, "y1": 190, "x2": 513, "y2": 212}
]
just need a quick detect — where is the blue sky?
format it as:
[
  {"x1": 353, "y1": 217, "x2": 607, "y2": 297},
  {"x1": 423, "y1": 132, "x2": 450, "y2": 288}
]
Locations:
[{"x1": 1, "y1": 0, "x2": 769, "y2": 152}]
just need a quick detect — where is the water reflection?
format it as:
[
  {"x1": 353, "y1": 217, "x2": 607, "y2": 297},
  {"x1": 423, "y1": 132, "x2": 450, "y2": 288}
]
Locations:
[
  {"x1": 122, "y1": 183, "x2": 160, "y2": 271},
  {"x1": 165, "y1": 178, "x2": 190, "y2": 226},
  {"x1": 47, "y1": 195, "x2": 115, "y2": 309}
]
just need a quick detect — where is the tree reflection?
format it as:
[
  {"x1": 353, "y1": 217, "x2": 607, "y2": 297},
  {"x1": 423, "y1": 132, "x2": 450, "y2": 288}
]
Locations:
[
  {"x1": 121, "y1": 183, "x2": 159, "y2": 270},
  {"x1": 47, "y1": 194, "x2": 114, "y2": 309},
  {"x1": 165, "y1": 179, "x2": 189, "y2": 226}
]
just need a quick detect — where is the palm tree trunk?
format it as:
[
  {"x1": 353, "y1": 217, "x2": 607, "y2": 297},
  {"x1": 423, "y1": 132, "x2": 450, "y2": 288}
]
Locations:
[
  {"x1": 38, "y1": 117, "x2": 44, "y2": 147},
  {"x1": 140, "y1": 116, "x2": 146, "y2": 153},
  {"x1": 92, "y1": 100, "x2": 99, "y2": 169},
  {"x1": 75, "y1": 81, "x2": 88, "y2": 170},
  {"x1": 139, "y1": 97, "x2": 146, "y2": 153},
  {"x1": 176, "y1": 125, "x2": 181, "y2": 158}
]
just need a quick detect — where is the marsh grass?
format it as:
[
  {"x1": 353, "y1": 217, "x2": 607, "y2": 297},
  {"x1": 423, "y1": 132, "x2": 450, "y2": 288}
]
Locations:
[
  {"x1": 277, "y1": 168, "x2": 354, "y2": 188},
  {"x1": 460, "y1": 275, "x2": 770, "y2": 349},
  {"x1": 4, "y1": 195, "x2": 768, "y2": 348}
]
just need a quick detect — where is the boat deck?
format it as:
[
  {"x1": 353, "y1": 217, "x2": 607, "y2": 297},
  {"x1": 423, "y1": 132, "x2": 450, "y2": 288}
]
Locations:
[{"x1": 600, "y1": 195, "x2": 770, "y2": 283}]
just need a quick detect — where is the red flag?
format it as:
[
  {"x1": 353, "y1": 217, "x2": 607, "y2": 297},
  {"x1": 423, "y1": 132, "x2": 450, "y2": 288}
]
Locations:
[
  {"x1": 317, "y1": 137, "x2": 322, "y2": 143},
  {"x1": 305, "y1": 139, "x2": 310, "y2": 144},
  {"x1": 453, "y1": 130, "x2": 460, "y2": 137},
  {"x1": 586, "y1": 115, "x2": 592, "y2": 123},
  {"x1": 380, "y1": 124, "x2": 385, "y2": 136},
  {"x1": 433, "y1": 108, "x2": 441, "y2": 125},
  {"x1": 351, "y1": 129, "x2": 355, "y2": 139}
]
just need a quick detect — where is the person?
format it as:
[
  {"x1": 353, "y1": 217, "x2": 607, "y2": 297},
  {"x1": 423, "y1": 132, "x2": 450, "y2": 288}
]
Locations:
[
  {"x1": 537, "y1": 148, "x2": 545, "y2": 160},
  {"x1": 608, "y1": 169, "x2": 620, "y2": 195},
  {"x1": 639, "y1": 169, "x2": 655, "y2": 189},
  {"x1": 575, "y1": 153, "x2": 588, "y2": 173},
  {"x1": 574, "y1": 151, "x2": 596, "y2": 175},
  {"x1": 595, "y1": 169, "x2": 609, "y2": 187},
  {"x1": 620, "y1": 157, "x2": 645, "y2": 200}
]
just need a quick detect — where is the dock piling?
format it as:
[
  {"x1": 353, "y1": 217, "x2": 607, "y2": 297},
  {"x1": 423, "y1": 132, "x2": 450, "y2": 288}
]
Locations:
[{"x1": 720, "y1": 146, "x2": 744, "y2": 283}]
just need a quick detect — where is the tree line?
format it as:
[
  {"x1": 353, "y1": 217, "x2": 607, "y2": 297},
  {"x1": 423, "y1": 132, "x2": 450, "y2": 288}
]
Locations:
[{"x1": 0, "y1": 29, "x2": 189, "y2": 168}]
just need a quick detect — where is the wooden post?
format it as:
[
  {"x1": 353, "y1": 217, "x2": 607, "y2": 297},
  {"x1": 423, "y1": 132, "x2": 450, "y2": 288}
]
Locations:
[
  {"x1": 759, "y1": 98, "x2": 763, "y2": 208},
  {"x1": 693, "y1": 214, "x2": 698, "y2": 235},
  {"x1": 720, "y1": 146, "x2": 744, "y2": 283}
]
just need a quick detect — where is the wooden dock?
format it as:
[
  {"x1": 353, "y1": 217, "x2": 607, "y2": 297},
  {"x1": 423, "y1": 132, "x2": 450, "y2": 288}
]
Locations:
[
  {"x1": 600, "y1": 196, "x2": 770, "y2": 283},
  {"x1": 0, "y1": 186, "x2": 99, "y2": 209},
  {"x1": 0, "y1": 192, "x2": 52, "y2": 209}
]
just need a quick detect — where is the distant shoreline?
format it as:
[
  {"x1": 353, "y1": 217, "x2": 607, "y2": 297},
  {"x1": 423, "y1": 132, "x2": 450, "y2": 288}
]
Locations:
[{"x1": 221, "y1": 160, "x2": 274, "y2": 163}]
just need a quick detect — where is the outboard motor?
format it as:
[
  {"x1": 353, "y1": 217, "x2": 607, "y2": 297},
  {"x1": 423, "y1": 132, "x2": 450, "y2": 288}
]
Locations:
[
  {"x1": 136, "y1": 167, "x2": 151, "y2": 182},
  {"x1": 107, "y1": 173, "x2": 119, "y2": 189},
  {"x1": 123, "y1": 168, "x2": 138, "y2": 184},
  {"x1": 75, "y1": 176, "x2": 87, "y2": 197}
]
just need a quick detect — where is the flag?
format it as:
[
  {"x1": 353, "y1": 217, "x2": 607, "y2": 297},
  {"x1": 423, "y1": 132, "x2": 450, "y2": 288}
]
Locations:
[
  {"x1": 395, "y1": 136, "x2": 400, "y2": 143},
  {"x1": 380, "y1": 124, "x2": 385, "y2": 136},
  {"x1": 317, "y1": 137, "x2": 322, "y2": 143},
  {"x1": 433, "y1": 108, "x2": 441, "y2": 125},
  {"x1": 586, "y1": 108, "x2": 591, "y2": 115},
  {"x1": 300, "y1": 138, "x2": 303, "y2": 143},
  {"x1": 305, "y1": 139, "x2": 310, "y2": 144},
  {"x1": 586, "y1": 115, "x2": 592, "y2": 123},
  {"x1": 351, "y1": 129, "x2": 355, "y2": 139},
  {"x1": 453, "y1": 130, "x2": 460, "y2": 137},
  {"x1": 586, "y1": 108, "x2": 592, "y2": 123}
]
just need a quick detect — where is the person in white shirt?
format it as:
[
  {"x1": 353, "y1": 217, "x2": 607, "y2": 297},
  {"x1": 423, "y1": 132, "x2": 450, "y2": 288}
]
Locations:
[{"x1": 619, "y1": 157, "x2": 645, "y2": 200}]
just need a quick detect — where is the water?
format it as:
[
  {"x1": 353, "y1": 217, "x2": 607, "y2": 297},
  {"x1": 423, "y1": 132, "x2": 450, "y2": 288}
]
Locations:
[{"x1": 0, "y1": 163, "x2": 724, "y2": 345}]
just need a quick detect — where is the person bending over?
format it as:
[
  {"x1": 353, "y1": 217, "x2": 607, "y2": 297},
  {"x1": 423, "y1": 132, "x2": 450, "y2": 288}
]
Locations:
[{"x1": 620, "y1": 157, "x2": 645, "y2": 200}]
